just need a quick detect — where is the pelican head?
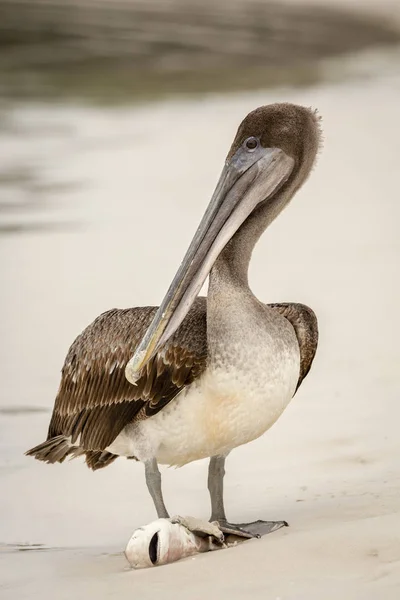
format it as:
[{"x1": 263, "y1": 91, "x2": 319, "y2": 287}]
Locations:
[{"x1": 126, "y1": 103, "x2": 321, "y2": 382}]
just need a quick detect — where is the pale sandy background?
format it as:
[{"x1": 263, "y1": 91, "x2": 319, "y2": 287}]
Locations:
[{"x1": 1, "y1": 2, "x2": 400, "y2": 599}]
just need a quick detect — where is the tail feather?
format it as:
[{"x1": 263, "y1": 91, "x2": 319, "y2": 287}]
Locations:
[
  {"x1": 26, "y1": 437, "x2": 118, "y2": 470},
  {"x1": 25, "y1": 436, "x2": 73, "y2": 464}
]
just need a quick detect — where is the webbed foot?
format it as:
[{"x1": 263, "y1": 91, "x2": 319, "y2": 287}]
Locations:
[
  {"x1": 171, "y1": 515, "x2": 225, "y2": 544},
  {"x1": 216, "y1": 519, "x2": 288, "y2": 539}
]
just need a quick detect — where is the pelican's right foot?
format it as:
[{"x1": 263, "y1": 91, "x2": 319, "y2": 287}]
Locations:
[{"x1": 171, "y1": 515, "x2": 225, "y2": 544}]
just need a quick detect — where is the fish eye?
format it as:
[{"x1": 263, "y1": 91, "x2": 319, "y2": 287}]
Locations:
[{"x1": 245, "y1": 137, "x2": 258, "y2": 151}]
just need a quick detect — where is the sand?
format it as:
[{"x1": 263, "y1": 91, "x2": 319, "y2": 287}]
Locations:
[{"x1": 1, "y1": 45, "x2": 400, "y2": 600}]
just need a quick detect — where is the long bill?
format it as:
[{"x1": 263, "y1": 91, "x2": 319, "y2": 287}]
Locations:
[{"x1": 126, "y1": 146, "x2": 294, "y2": 383}]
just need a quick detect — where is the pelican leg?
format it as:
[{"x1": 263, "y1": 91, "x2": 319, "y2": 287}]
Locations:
[
  {"x1": 208, "y1": 455, "x2": 287, "y2": 539},
  {"x1": 145, "y1": 458, "x2": 169, "y2": 519},
  {"x1": 208, "y1": 455, "x2": 227, "y2": 522}
]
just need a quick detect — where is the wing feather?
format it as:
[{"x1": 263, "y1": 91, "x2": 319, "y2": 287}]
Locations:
[
  {"x1": 28, "y1": 298, "x2": 317, "y2": 467},
  {"x1": 46, "y1": 298, "x2": 208, "y2": 451},
  {"x1": 269, "y1": 302, "x2": 318, "y2": 392}
]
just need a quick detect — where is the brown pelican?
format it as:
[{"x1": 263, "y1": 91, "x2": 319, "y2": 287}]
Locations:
[{"x1": 27, "y1": 103, "x2": 319, "y2": 539}]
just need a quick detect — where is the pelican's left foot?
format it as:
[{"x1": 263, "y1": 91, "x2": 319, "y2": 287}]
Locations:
[{"x1": 216, "y1": 519, "x2": 288, "y2": 539}]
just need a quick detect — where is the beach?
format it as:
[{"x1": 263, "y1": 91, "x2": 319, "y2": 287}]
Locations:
[{"x1": 1, "y1": 7, "x2": 400, "y2": 598}]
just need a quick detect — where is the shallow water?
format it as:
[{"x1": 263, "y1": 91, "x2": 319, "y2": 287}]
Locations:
[
  {"x1": 1, "y1": 0, "x2": 399, "y2": 103},
  {"x1": 1, "y1": 52, "x2": 400, "y2": 598}
]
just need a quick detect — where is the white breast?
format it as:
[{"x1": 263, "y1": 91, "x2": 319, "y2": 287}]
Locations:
[{"x1": 108, "y1": 336, "x2": 300, "y2": 467}]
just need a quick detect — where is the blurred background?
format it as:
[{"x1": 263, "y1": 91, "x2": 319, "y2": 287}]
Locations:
[
  {"x1": 1, "y1": 0, "x2": 400, "y2": 103},
  {"x1": 1, "y1": 1, "x2": 400, "y2": 598}
]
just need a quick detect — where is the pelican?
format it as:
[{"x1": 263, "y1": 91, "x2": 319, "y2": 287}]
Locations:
[{"x1": 27, "y1": 103, "x2": 319, "y2": 539}]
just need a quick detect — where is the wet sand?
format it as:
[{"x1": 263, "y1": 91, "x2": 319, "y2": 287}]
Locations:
[{"x1": 1, "y1": 61, "x2": 400, "y2": 598}]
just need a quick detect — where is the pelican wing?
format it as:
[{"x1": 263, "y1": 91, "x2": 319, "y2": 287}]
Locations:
[
  {"x1": 269, "y1": 302, "x2": 318, "y2": 392},
  {"x1": 26, "y1": 299, "x2": 317, "y2": 468},
  {"x1": 27, "y1": 298, "x2": 207, "y2": 465}
]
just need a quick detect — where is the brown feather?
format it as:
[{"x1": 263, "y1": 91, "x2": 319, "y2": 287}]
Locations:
[
  {"x1": 26, "y1": 298, "x2": 317, "y2": 469},
  {"x1": 269, "y1": 302, "x2": 318, "y2": 392}
]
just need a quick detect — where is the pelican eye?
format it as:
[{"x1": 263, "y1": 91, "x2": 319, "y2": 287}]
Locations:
[{"x1": 245, "y1": 137, "x2": 258, "y2": 151}]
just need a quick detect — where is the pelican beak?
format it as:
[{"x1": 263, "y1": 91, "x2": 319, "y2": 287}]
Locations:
[{"x1": 126, "y1": 145, "x2": 294, "y2": 383}]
